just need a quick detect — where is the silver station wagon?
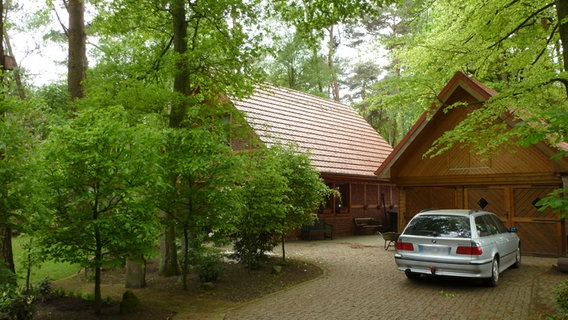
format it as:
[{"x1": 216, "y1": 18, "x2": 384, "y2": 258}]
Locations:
[{"x1": 395, "y1": 209, "x2": 520, "y2": 286}]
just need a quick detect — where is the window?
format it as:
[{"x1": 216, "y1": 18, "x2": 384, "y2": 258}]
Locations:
[
  {"x1": 487, "y1": 214, "x2": 508, "y2": 233},
  {"x1": 404, "y1": 215, "x2": 471, "y2": 238},
  {"x1": 475, "y1": 216, "x2": 491, "y2": 237},
  {"x1": 335, "y1": 184, "x2": 349, "y2": 214}
]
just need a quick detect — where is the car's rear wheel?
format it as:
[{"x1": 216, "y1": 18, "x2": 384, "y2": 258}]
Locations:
[
  {"x1": 512, "y1": 246, "x2": 521, "y2": 269},
  {"x1": 405, "y1": 270, "x2": 421, "y2": 280},
  {"x1": 485, "y1": 258, "x2": 499, "y2": 287}
]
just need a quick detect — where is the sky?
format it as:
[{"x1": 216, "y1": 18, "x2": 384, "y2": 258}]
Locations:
[{"x1": 11, "y1": 1, "x2": 74, "y2": 86}]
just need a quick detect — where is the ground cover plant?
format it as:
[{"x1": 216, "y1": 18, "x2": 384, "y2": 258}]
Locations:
[{"x1": 31, "y1": 256, "x2": 322, "y2": 319}]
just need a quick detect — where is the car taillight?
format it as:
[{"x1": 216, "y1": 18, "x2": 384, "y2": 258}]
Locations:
[
  {"x1": 396, "y1": 242, "x2": 414, "y2": 251},
  {"x1": 456, "y1": 244, "x2": 483, "y2": 255}
]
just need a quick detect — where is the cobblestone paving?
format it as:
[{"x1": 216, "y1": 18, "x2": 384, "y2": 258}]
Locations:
[{"x1": 224, "y1": 235, "x2": 567, "y2": 320}]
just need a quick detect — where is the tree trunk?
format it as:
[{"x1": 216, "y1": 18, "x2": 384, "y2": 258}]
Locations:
[
  {"x1": 556, "y1": 0, "x2": 568, "y2": 95},
  {"x1": 0, "y1": 226, "x2": 15, "y2": 274},
  {"x1": 327, "y1": 26, "x2": 340, "y2": 102},
  {"x1": 159, "y1": 0, "x2": 192, "y2": 275},
  {"x1": 280, "y1": 233, "x2": 286, "y2": 263},
  {"x1": 94, "y1": 228, "x2": 102, "y2": 315},
  {"x1": 125, "y1": 256, "x2": 146, "y2": 289},
  {"x1": 182, "y1": 226, "x2": 189, "y2": 290},
  {"x1": 159, "y1": 224, "x2": 180, "y2": 276},
  {"x1": 169, "y1": 0, "x2": 190, "y2": 128},
  {"x1": 0, "y1": 1, "x2": 16, "y2": 286},
  {"x1": 68, "y1": 0, "x2": 87, "y2": 102},
  {"x1": 3, "y1": 30, "x2": 25, "y2": 99}
]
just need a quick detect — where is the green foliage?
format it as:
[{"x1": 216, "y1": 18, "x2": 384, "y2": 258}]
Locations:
[
  {"x1": 0, "y1": 285, "x2": 35, "y2": 320},
  {"x1": 262, "y1": 32, "x2": 343, "y2": 99},
  {"x1": 384, "y1": 0, "x2": 567, "y2": 154},
  {"x1": 196, "y1": 252, "x2": 225, "y2": 283},
  {"x1": 365, "y1": 0, "x2": 568, "y2": 215},
  {"x1": 233, "y1": 229, "x2": 276, "y2": 269},
  {"x1": 157, "y1": 123, "x2": 244, "y2": 286},
  {"x1": 39, "y1": 104, "x2": 162, "y2": 266},
  {"x1": 0, "y1": 263, "x2": 16, "y2": 287},
  {"x1": 556, "y1": 280, "x2": 568, "y2": 316},
  {"x1": 33, "y1": 278, "x2": 52, "y2": 297},
  {"x1": 537, "y1": 189, "x2": 568, "y2": 219},
  {"x1": 274, "y1": 144, "x2": 334, "y2": 233},
  {"x1": 231, "y1": 148, "x2": 287, "y2": 268},
  {"x1": 232, "y1": 231, "x2": 278, "y2": 270},
  {"x1": 231, "y1": 144, "x2": 332, "y2": 267},
  {"x1": 37, "y1": 104, "x2": 163, "y2": 310},
  {"x1": 89, "y1": 0, "x2": 266, "y2": 102},
  {"x1": 0, "y1": 96, "x2": 36, "y2": 230}
]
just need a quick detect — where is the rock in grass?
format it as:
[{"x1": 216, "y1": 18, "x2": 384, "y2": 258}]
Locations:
[{"x1": 120, "y1": 290, "x2": 140, "y2": 314}]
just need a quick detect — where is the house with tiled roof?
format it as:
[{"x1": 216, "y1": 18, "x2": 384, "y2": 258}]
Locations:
[
  {"x1": 375, "y1": 71, "x2": 568, "y2": 256},
  {"x1": 231, "y1": 85, "x2": 397, "y2": 237}
]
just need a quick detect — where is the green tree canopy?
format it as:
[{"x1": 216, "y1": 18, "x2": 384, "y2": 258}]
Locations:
[{"x1": 38, "y1": 105, "x2": 163, "y2": 313}]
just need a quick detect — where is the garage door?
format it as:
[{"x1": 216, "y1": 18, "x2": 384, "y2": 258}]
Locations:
[
  {"x1": 465, "y1": 186, "x2": 563, "y2": 256},
  {"x1": 512, "y1": 186, "x2": 563, "y2": 256},
  {"x1": 404, "y1": 187, "x2": 457, "y2": 223}
]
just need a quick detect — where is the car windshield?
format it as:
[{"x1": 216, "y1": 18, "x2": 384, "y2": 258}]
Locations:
[{"x1": 404, "y1": 215, "x2": 471, "y2": 238}]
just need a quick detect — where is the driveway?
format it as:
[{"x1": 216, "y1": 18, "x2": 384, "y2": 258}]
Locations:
[{"x1": 224, "y1": 235, "x2": 566, "y2": 320}]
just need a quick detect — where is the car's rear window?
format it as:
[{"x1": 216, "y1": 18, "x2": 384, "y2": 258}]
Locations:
[{"x1": 404, "y1": 215, "x2": 471, "y2": 238}]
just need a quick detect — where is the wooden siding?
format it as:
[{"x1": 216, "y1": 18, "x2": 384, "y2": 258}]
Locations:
[
  {"x1": 516, "y1": 221, "x2": 561, "y2": 256},
  {"x1": 465, "y1": 187, "x2": 507, "y2": 218},
  {"x1": 378, "y1": 72, "x2": 568, "y2": 256},
  {"x1": 390, "y1": 106, "x2": 560, "y2": 182},
  {"x1": 318, "y1": 177, "x2": 398, "y2": 236}
]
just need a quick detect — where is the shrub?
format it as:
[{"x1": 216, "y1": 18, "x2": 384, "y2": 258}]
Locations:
[
  {"x1": 0, "y1": 285, "x2": 35, "y2": 320},
  {"x1": 197, "y1": 253, "x2": 224, "y2": 283},
  {"x1": 52, "y1": 287, "x2": 66, "y2": 297},
  {"x1": 34, "y1": 278, "x2": 51, "y2": 295},
  {"x1": 232, "y1": 231, "x2": 277, "y2": 269},
  {"x1": 32, "y1": 278, "x2": 52, "y2": 303}
]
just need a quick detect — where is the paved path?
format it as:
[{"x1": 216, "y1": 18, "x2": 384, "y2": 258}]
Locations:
[{"x1": 224, "y1": 235, "x2": 567, "y2": 320}]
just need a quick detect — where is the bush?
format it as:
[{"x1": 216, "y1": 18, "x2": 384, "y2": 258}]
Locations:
[
  {"x1": 197, "y1": 253, "x2": 224, "y2": 283},
  {"x1": 32, "y1": 278, "x2": 52, "y2": 303},
  {"x1": 0, "y1": 285, "x2": 35, "y2": 320},
  {"x1": 232, "y1": 231, "x2": 277, "y2": 269}
]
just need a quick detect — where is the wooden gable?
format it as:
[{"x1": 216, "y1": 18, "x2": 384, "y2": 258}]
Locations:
[
  {"x1": 375, "y1": 71, "x2": 568, "y2": 256},
  {"x1": 378, "y1": 71, "x2": 568, "y2": 187}
]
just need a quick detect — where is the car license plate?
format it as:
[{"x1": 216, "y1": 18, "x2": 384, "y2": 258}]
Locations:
[{"x1": 419, "y1": 245, "x2": 450, "y2": 255}]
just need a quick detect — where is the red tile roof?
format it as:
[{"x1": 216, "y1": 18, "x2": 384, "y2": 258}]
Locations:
[{"x1": 232, "y1": 86, "x2": 393, "y2": 178}]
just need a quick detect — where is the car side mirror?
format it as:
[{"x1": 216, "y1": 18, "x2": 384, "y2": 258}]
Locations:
[{"x1": 509, "y1": 227, "x2": 518, "y2": 233}]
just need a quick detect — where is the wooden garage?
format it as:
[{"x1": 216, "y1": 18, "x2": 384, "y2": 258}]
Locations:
[{"x1": 375, "y1": 72, "x2": 568, "y2": 256}]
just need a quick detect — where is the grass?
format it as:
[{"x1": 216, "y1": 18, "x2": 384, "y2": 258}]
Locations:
[{"x1": 12, "y1": 236, "x2": 81, "y2": 284}]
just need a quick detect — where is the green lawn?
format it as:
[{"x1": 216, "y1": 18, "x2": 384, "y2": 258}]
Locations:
[{"x1": 12, "y1": 236, "x2": 81, "y2": 285}]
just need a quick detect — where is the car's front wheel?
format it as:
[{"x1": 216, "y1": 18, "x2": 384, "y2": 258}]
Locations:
[
  {"x1": 485, "y1": 258, "x2": 499, "y2": 287},
  {"x1": 405, "y1": 269, "x2": 421, "y2": 280}
]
